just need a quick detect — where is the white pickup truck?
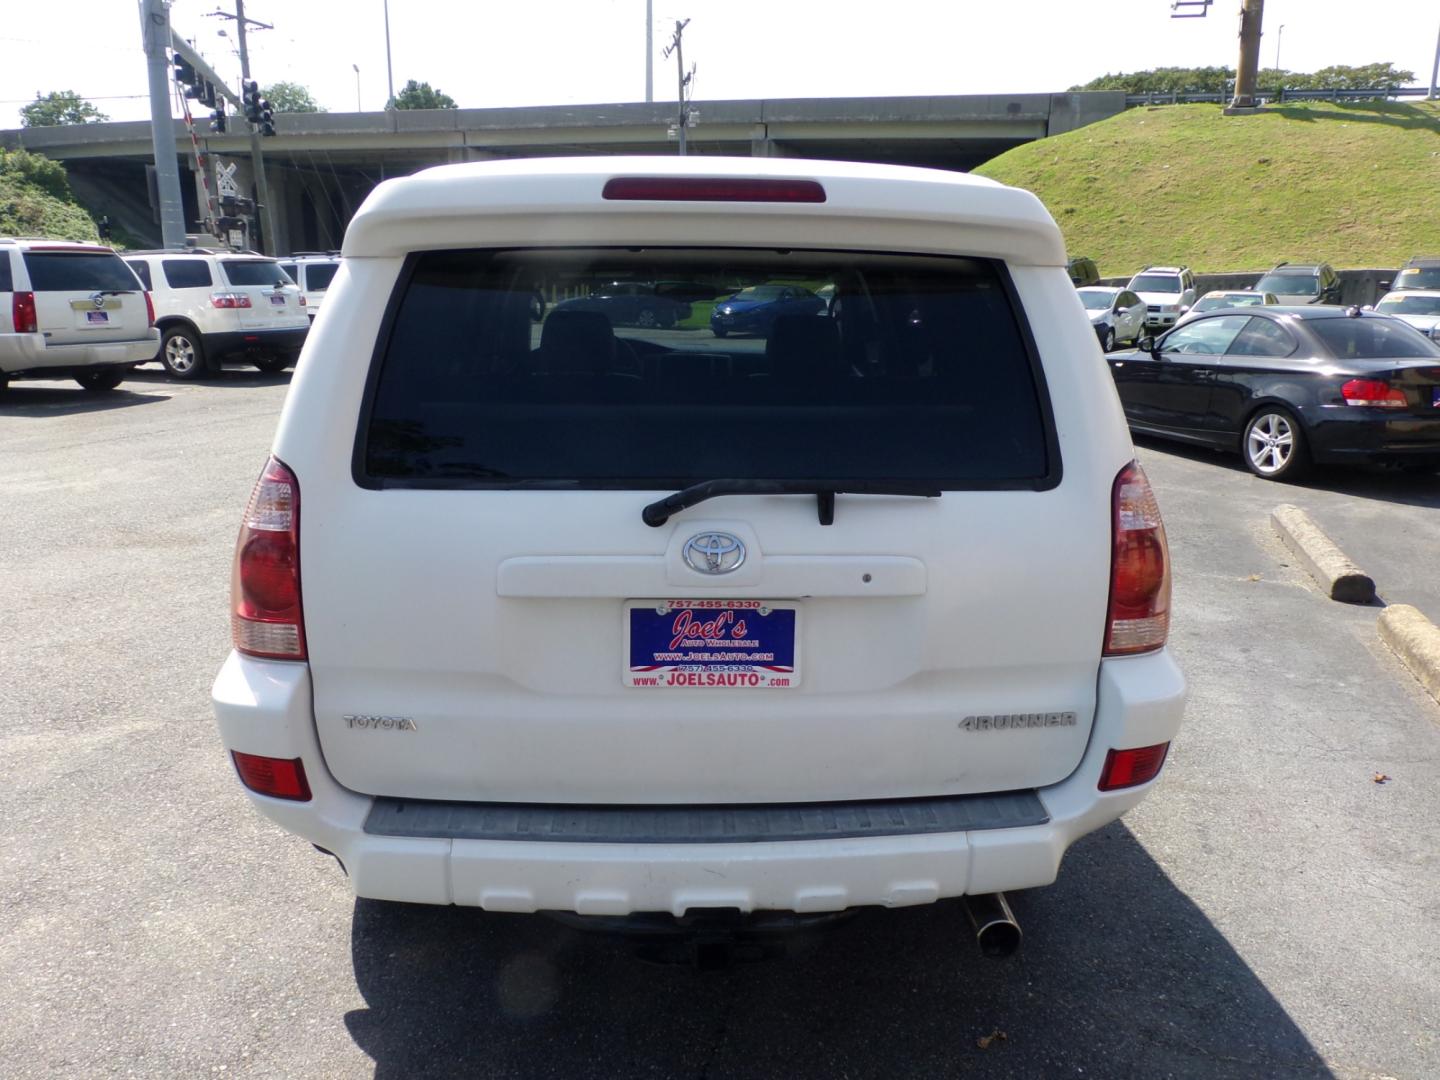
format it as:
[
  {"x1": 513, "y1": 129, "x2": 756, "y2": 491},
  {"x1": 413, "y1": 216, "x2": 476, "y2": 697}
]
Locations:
[{"x1": 212, "y1": 157, "x2": 1186, "y2": 954}]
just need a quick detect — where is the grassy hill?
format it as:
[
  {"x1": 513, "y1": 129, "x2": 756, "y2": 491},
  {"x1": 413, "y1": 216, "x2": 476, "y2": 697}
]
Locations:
[
  {"x1": 973, "y1": 100, "x2": 1440, "y2": 278},
  {"x1": 0, "y1": 149, "x2": 100, "y2": 243}
]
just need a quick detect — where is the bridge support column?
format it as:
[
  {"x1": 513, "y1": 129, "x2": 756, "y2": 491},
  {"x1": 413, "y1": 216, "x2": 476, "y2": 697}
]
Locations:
[{"x1": 749, "y1": 124, "x2": 788, "y2": 158}]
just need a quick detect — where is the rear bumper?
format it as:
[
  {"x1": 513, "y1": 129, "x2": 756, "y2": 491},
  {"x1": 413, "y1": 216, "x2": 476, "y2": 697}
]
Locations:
[
  {"x1": 203, "y1": 326, "x2": 308, "y2": 359},
  {"x1": 211, "y1": 649, "x2": 1187, "y2": 913},
  {"x1": 0, "y1": 330, "x2": 160, "y2": 375},
  {"x1": 1303, "y1": 405, "x2": 1440, "y2": 465}
]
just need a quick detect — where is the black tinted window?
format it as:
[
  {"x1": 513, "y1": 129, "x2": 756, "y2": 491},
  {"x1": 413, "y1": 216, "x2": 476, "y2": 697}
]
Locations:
[
  {"x1": 163, "y1": 259, "x2": 213, "y2": 289},
  {"x1": 222, "y1": 260, "x2": 289, "y2": 286},
  {"x1": 362, "y1": 248, "x2": 1054, "y2": 489},
  {"x1": 279, "y1": 263, "x2": 297, "y2": 281},
  {"x1": 1310, "y1": 318, "x2": 1440, "y2": 359},
  {"x1": 305, "y1": 263, "x2": 339, "y2": 291},
  {"x1": 126, "y1": 260, "x2": 153, "y2": 290},
  {"x1": 23, "y1": 252, "x2": 140, "y2": 292},
  {"x1": 0, "y1": 255, "x2": 11, "y2": 292}
]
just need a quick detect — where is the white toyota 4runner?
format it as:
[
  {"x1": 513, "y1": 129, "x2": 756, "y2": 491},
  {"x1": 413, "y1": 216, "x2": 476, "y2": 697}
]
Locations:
[{"x1": 212, "y1": 158, "x2": 1186, "y2": 949}]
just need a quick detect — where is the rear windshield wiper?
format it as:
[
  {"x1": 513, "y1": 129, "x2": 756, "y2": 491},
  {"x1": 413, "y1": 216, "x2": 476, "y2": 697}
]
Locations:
[{"x1": 642, "y1": 479, "x2": 941, "y2": 527}]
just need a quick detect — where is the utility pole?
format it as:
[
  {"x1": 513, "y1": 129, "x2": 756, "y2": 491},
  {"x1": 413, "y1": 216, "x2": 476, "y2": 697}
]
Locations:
[
  {"x1": 645, "y1": 0, "x2": 653, "y2": 103},
  {"x1": 663, "y1": 18, "x2": 692, "y2": 155},
  {"x1": 227, "y1": 1, "x2": 277, "y2": 254},
  {"x1": 138, "y1": 0, "x2": 187, "y2": 248},
  {"x1": 1230, "y1": 0, "x2": 1265, "y2": 109}
]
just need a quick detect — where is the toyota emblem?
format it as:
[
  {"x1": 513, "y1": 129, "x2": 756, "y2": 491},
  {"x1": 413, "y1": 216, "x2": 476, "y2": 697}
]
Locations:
[{"x1": 683, "y1": 532, "x2": 746, "y2": 575}]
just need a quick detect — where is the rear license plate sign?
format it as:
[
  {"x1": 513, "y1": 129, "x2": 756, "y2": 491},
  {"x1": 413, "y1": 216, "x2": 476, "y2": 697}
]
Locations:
[
  {"x1": 84, "y1": 310, "x2": 109, "y2": 325},
  {"x1": 270, "y1": 294, "x2": 286, "y2": 307},
  {"x1": 1432, "y1": 387, "x2": 1440, "y2": 408},
  {"x1": 626, "y1": 600, "x2": 798, "y2": 688}
]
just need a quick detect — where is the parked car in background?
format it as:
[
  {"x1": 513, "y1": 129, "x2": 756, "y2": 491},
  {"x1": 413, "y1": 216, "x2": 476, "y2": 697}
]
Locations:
[
  {"x1": 277, "y1": 253, "x2": 340, "y2": 321},
  {"x1": 1107, "y1": 307, "x2": 1440, "y2": 480},
  {"x1": 1373, "y1": 290, "x2": 1440, "y2": 341},
  {"x1": 1252, "y1": 262, "x2": 1342, "y2": 306},
  {"x1": 1393, "y1": 256, "x2": 1440, "y2": 292},
  {"x1": 1066, "y1": 256, "x2": 1100, "y2": 287},
  {"x1": 1126, "y1": 266, "x2": 1198, "y2": 330},
  {"x1": 1076, "y1": 286, "x2": 1146, "y2": 350},
  {"x1": 0, "y1": 237, "x2": 158, "y2": 391},
  {"x1": 124, "y1": 249, "x2": 308, "y2": 379},
  {"x1": 552, "y1": 281, "x2": 692, "y2": 328},
  {"x1": 212, "y1": 156, "x2": 1186, "y2": 948},
  {"x1": 1174, "y1": 290, "x2": 1278, "y2": 326},
  {"x1": 709, "y1": 283, "x2": 826, "y2": 336}
]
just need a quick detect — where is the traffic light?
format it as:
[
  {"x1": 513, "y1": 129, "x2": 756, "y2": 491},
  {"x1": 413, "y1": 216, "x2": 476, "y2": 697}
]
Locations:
[
  {"x1": 174, "y1": 54, "x2": 198, "y2": 96},
  {"x1": 200, "y1": 80, "x2": 217, "y2": 109},
  {"x1": 210, "y1": 108, "x2": 227, "y2": 134},
  {"x1": 242, "y1": 79, "x2": 261, "y2": 123},
  {"x1": 258, "y1": 98, "x2": 275, "y2": 137}
]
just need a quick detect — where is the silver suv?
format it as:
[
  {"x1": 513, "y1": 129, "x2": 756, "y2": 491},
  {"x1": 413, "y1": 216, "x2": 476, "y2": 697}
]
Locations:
[{"x1": 0, "y1": 237, "x2": 159, "y2": 392}]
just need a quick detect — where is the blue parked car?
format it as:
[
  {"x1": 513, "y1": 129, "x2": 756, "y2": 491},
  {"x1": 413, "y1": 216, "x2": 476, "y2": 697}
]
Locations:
[
  {"x1": 552, "y1": 282, "x2": 691, "y2": 329},
  {"x1": 710, "y1": 284, "x2": 826, "y2": 337}
]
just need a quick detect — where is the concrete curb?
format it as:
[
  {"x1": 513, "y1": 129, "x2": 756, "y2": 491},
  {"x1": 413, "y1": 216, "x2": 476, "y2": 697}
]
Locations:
[
  {"x1": 1378, "y1": 605, "x2": 1440, "y2": 706},
  {"x1": 1270, "y1": 504, "x2": 1376, "y2": 604}
]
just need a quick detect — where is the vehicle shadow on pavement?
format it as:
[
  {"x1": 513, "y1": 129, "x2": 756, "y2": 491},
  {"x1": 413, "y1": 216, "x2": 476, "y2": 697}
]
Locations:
[
  {"x1": 0, "y1": 385, "x2": 170, "y2": 417},
  {"x1": 124, "y1": 366, "x2": 294, "y2": 389},
  {"x1": 342, "y1": 822, "x2": 1334, "y2": 1080},
  {"x1": 1132, "y1": 434, "x2": 1440, "y2": 510}
]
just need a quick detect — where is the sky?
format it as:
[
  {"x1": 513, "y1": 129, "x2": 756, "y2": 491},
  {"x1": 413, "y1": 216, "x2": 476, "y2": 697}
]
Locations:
[{"x1": 1, "y1": 0, "x2": 1437, "y2": 126}]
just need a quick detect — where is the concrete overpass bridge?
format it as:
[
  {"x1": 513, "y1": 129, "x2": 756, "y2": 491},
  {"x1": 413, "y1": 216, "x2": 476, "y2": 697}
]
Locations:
[{"x1": 1, "y1": 92, "x2": 1125, "y2": 253}]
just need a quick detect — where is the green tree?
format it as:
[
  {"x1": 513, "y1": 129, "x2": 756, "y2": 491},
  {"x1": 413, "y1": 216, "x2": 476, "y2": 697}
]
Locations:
[
  {"x1": 1071, "y1": 62, "x2": 1415, "y2": 96},
  {"x1": 19, "y1": 90, "x2": 109, "y2": 128},
  {"x1": 1071, "y1": 67, "x2": 1234, "y2": 95},
  {"x1": 262, "y1": 81, "x2": 326, "y2": 114},
  {"x1": 386, "y1": 79, "x2": 458, "y2": 110}
]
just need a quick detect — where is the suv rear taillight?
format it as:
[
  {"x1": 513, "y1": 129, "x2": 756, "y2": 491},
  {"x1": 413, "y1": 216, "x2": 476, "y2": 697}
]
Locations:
[
  {"x1": 211, "y1": 292, "x2": 253, "y2": 309},
  {"x1": 231, "y1": 456, "x2": 306, "y2": 661},
  {"x1": 12, "y1": 291, "x2": 37, "y2": 334},
  {"x1": 231, "y1": 751, "x2": 311, "y2": 801},
  {"x1": 1098, "y1": 743, "x2": 1170, "y2": 791},
  {"x1": 144, "y1": 291, "x2": 155, "y2": 327},
  {"x1": 1340, "y1": 378, "x2": 1407, "y2": 408},
  {"x1": 1104, "y1": 461, "x2": 1171, "y2": 656}
]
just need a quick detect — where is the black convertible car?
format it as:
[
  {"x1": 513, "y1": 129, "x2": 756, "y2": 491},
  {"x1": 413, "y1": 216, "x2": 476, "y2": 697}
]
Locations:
[{"x1": 1106, "y1": 307, "x2": 1440, "y2": 480}]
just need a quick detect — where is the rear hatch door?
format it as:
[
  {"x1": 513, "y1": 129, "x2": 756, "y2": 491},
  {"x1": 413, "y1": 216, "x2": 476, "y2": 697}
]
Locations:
[
  {"x1": 219, "y1": 258, "x2": 305, "y2": 329},
  {"x1": 303, "y1": 245, "x2": 1109, "y2": 806},
  {"x1": 23, "y1": 249, "x2": 150, "y2": 345}
]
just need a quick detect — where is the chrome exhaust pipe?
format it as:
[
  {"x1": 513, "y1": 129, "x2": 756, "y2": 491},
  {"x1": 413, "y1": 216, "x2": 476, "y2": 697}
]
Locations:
[{"x1": 962, "y1": 892, "x2": 1022, "y2": 958}]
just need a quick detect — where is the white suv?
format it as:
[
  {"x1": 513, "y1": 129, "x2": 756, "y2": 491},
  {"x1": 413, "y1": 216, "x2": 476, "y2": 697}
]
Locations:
[
  {"x1": 212, "y1": 159, "x2": 1187, "y2": 950},
  {"x1": 1127, "y1": 265, "x2": 1198, "y2": 330},
  {"x1": 0, "y1": 237, "x2": 159, "y2": 391},
  {"x1": 277, "y1": 253, "x2": 340, "y2": 321},
  {"x1": 124, "y1": 249, "x2": 308, "y2": 379}
]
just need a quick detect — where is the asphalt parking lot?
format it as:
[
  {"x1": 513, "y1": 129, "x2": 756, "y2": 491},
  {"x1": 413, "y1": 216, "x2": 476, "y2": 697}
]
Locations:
[{"x1": 2, "y1": 368, "x2": 1438, "y2": 1079}]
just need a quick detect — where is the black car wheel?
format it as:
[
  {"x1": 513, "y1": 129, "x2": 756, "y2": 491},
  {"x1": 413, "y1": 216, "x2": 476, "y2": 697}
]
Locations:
[
  {"x1": 75, "y1": 368, "x2": 126, "y2": 392},
  {"x1": 253, "y1": 354, "x2": 290, "y2": 374},
  {"x1": 1101, "y1": 327, "x2": 1116, "y2": 352},
  {"x1": 1242, "y1": 407, "x2": 1311, "y2": 481},
  {"x1": 635, "y1": 307, "x2": 659, "y2": 329},
  {"x1": 713, "y1": 326, "x2": 728, "y2": 338}
]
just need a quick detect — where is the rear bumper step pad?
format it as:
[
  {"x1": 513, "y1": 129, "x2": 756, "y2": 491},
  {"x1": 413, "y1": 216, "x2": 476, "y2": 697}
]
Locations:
[{"x1": 363, "y1": 790, "x2": 1048, "y2": 844}]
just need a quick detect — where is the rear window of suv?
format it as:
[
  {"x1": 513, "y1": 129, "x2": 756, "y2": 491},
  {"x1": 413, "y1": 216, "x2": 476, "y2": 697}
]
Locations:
[
  {"x1": 304, "y1": 262, "x2": 339, "y2": 291},
  {"x1": 222, "y1": 260, "x2": 290, "y2": 286},
  {"x1": 1129, "y1": 274, "x2": 1183, "y2": 293},
  {"x1": 359, "y1": 247, "x2": 1057, "y2": 490},
  {"x1": 23, "y1": 252, "x2": 140, "y2": 292}
]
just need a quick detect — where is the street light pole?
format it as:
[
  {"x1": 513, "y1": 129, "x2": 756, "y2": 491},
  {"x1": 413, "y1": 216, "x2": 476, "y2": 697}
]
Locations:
[
  {"x1": 1274, "y1": 24, "x2": 1284, "y2": 74},
  {"x1": 1430, "y1": 19, "x2": 1439, "y2": 101},
  {"x1": 645, "y1": 0, "x2": 653, "y2": 103},
  {"x1": 383, "y1": 0, "x2": 395, "y2": 107},
  {"x1": 138, "y1": 0, "x2": 187, "y2": 248},
  {"x1": 353, "y1": 64, "x2": 361, "y2": 111}
]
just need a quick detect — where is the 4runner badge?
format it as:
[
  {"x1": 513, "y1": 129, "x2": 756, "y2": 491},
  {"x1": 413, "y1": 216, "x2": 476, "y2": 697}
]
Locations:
[
  {"x1": 344, "y1": 714, "x2": 417, "y2": 732},
  {"x1": 960, "y1": 712, "x2": 1078, "y2": 732}
]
